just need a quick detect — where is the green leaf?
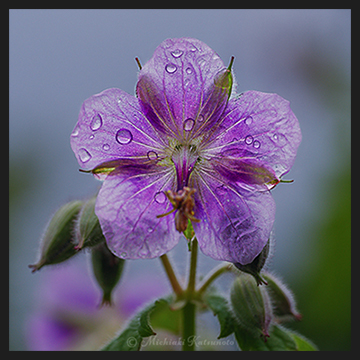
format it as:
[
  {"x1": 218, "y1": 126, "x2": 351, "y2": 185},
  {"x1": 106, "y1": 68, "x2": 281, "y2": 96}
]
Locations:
[
  {"x1": 288, "y1": 331, "x2": 318, "y2": 351},
  {"x1": 234, "y1": 324, "x2": 297, "y2": 351},
  {"x1": 101, "y1": 300, "x2": 158, "y2": 350},
  {"x1": 150, "y1": 297, "x2": 181, "y2": 334},
  {"x1": 203, "y1": 293, "x2": 236, "y2": 339},
  {"x1": 101, "y1": 296, "x2": 178, "y2": 351}
]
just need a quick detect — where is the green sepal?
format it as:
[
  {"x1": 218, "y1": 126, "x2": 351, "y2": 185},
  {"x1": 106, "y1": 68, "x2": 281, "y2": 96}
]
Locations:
[
  {"x1": 230, "y1": 272, "x2": 273, "y2": 339},
  {"x1": 91, "y1": 242, "x2": 125, "y2": 306},
  {"x1": 233, "y1": 239, "x2": 270, "y2": 285},
  {"x1": 74, "y1": 196, "x2": 105, "y2": 250},
  {"x1": 29, "y1": 200, "x2": 83, "y2": 272},
  {"x1": 262, "y1": 272, "x2": 302, "y2": 322}
]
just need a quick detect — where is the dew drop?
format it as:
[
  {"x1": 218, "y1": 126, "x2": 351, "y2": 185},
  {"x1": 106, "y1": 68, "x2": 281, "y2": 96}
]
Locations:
[
  {"x1": 90, "y1": 114, "x2": 103, "y2": 131},
  {"x1": 273, "y1": 133, "x2": 278, "y2": 141},
  {"x1": 245, "y1": 115, "x2": 253, "y2": 125},
  {"x1": 102, "y1": 143, "x2": 110, "y2": 151},
  {"x1": 197, "y1": 114, "x2": 205, "y2": 122},
  {"x1": 216, "y1": 185, "x2": 228, "y2": 195},
  {"x1": 120, "y1": 252, "x2": 127, "y2": 258},
  {"x1": 186, "y1": 67, "x2": 193, "y2": 74},
  {"x1": 189, "y1": 44, "x2": 197, "y2": 52},
  {"x1": 245, "y1": 135, "x2": 253, "y2": 145},
  {"x1": 89, "y1": 134, "x2": 94, "y2": 140},
  {"x1": 78, "y1": 148, "x2": 91, "y2": 163},
  {"x1": 116, "y1": 129, "x2": 133, "y2": 145},
  {"x1": 197, "y1": 58, "x2": 206, "y2": 68},
  {"x1": 71, "y1": 126, "x2": 79, "y2": 137},
  {"x1": 147, "y1": 150, "x2": 158, "y2": 160},
  {"x1": 154, "y1": 192, "x2": 166, "y2": 204},
  {"x1": 171, "y1": 49, "x2": 183, "y2": 58},
  {"x1": 253, "y1": 140, "x2": 261, "y2": 149},
  {"x1": 183, "y1": 118, "x2": 195, "y2": 131},
  {"x1": 165, "y1": 63, "x2": 177, "y2": 74}
]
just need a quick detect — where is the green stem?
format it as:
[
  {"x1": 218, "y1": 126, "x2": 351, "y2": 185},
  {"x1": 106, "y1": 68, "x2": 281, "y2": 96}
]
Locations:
[
  {"x1": 197, "y1": 262, "x2": 233, "y2": 296},
  {"x1": 187, "y1": 238, "x2": 198, "y2": 294},
  {"x1": 182, "y1": 301, "x2": 196, "y2": 351},
  {"x1": 159, "y1": 253, "x2": 183, "y2": 296},
  {"x1": 182, "y1": 238, "x2": 198, "y2": 351}
]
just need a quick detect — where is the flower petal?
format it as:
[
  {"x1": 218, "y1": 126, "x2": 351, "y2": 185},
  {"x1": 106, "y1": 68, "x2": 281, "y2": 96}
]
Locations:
[
  {"x1": 212, "y1": 155, "x2": 279, "y2": 190},
  {"x1": 202, "y1": 91, "x2": 302, "y2": 178},
  {"x1": 136, "y1": 37, "x2": 226, "y2": 140},
  {"x1": 191, "y1": 169, "x2": 276, "y2": 265},
  {"x1": 71, "y1": 88, "x2": 164, "y2": 170},
  {"x1": 95, "y1": 165, "x2": 181, "y2": 259}
]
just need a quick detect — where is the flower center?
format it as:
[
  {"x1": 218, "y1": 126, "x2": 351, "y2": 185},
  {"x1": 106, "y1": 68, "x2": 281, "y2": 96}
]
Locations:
[
  {"x1": 171, "y1": 143, "x2": 200, "y2": 191},
  {"x1": 156, "y1": 186, "x2": 200, "y2": 233}
]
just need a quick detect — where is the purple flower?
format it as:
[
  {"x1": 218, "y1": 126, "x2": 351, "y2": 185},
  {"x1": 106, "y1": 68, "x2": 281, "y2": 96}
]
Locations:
[
  {"x1": 70, "y1": 38, "x2": 301, "y2": 265},
  {"x1": 25, "y1": 261, "x2": 168, "y2": 350}
]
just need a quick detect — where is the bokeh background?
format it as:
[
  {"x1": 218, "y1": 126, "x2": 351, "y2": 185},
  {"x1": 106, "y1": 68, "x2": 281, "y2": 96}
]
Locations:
[{"x1": 9, "y1": 9, "x2": 350, "y2": 350}]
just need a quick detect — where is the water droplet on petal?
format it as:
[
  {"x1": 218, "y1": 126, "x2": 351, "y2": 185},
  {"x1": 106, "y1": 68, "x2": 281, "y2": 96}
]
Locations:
[
  {"x1": 120, "y1": 252, "x2": 127, "y2": 258},
  {"x1": 71, "y1": 126, "x2": 79, "y2": 137},
  {"x1": 116, "y1": 129, "x2": 133, "y2": 145},
  {"x1": 253, "y1": 140, "x2": 261, "y2": 149},
  {"x1": 147, "y1": 150, "x2": 158, "y2": 160},
  {"x1": 245, "y1": 135, "x2": 253, "y2": 145},
  {"x1": 273, "y1": 133, "x2": 278, "y2": 141},
  {"x1": 165, "y1": 63, "x2": 177, "y2": 74},
  {"x1": 183, "y1": 118, "x2": 195, "y2": 131},
  {"x1": 78, "y1": 148, "x2": 91, "y2": 163},
  {"x1": 154, "y1": 192, "x2": 166, "y2": 204},
  {"x1": 216, "y1": 185, "x2": 228, "y2": 195},
  {"x1": 189, "y1": 44, "x2": 197, "y2": 52},
  {"x1": 102, "y1": 144, "x2": 110, "y2": 151},
  {"x1": 186, "y1": 67, "x2": 193, "y2": 74},
  {"x1": 90, "y1": 114, "x2": 102, "y2": 131},
  {"x1": 197, "y1": 58, "x2": 206, "y2": 68},
  {"x1": 171, "y1": 49, "x2": 183, "y2": 58},
  {"x1": 89, "y1": 134, "x2": 94, "y2": 140},
  {"x1": 245, "y1": 115, "x2": 253, "y2": 125},
  {"x1": 198, "y1": 114, "x2": 204, "y2": 122}
]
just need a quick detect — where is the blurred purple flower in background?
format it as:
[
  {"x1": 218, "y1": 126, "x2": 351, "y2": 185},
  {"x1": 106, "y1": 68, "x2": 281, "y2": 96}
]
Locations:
[
  {"x1": 25, "y1": 261, "x2": 167, "y2": 351},
  {"x1": 70, "y1": 37, "x2": 301, "y2": 265}
]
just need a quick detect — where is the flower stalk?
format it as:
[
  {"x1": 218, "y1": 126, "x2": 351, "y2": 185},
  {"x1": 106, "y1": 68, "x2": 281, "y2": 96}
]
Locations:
[
  {"x1": 182, "y1": 238, "x2": 198, "y2": 351},
  {"x1": 159, "y1": 253, "x2": 183, "y2": 296}
]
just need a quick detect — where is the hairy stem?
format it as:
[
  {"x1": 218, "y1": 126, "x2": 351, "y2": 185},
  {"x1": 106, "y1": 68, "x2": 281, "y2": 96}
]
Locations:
[
  {"x1": 182, "y1": 238, "x2": 198, "y2": 351},
  {"x1": 159, "y1": 253, "x2": 183, "y2": 296},
  {"x1": 197, "y1": 262, "x2": 233, "y2": 296}
]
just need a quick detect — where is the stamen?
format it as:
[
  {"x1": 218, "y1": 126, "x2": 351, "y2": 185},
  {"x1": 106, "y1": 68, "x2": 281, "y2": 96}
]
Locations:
[
  {"x1": 135, "y1": 57, "x2": 142, "y2": 70},
  {"x1": 156, "y1": 187, "x2": 200, "y2": 233}
]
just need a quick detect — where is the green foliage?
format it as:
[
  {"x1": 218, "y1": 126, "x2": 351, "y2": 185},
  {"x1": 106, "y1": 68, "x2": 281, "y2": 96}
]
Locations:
[
  {"x1": 101, "y1": 297, "x2": 180, "y2": 351},
  {"x1": 202, "y1": 293, "x2": 236, "y2": 339},
  {"x1": 205, "y1": 292, "x2": 317, "y2": 351}
]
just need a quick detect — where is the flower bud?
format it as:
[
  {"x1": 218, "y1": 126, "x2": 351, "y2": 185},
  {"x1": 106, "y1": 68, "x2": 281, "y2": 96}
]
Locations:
[
  {"x1": 29, "y1": 200, "x2": 83, "y2": 272},
  {"x1": 262, "y1": 272, "x2": 302, "y2": 323},
  {"x1": 91, "y1": 242, "x2": 125, "y2": 306},
  {"x1": 230, "y1": 272, "x2": 273, "y2": 340},
  {"x1": 233, "y1": 239, "x2": 270, "y2": 285},
  {"x1": 74, "y1": 197, "x2": 105, "y2": 250}
]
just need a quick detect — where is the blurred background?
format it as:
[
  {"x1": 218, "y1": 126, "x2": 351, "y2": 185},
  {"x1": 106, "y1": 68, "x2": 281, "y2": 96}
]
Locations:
[{"x1": 9, "y1": 9, "x2": 350, "y2": 350}]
